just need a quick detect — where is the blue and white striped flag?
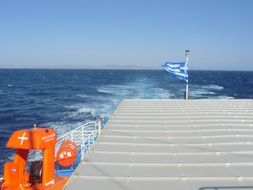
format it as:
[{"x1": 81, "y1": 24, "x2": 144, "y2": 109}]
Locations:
[{"x1": 162, "y1": 62, "x2": 188, "y2": 83}]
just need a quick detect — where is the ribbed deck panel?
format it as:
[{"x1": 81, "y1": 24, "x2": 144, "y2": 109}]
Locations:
[{"x1": 65, "y1": 99, "x2": 253, "y2": 190}]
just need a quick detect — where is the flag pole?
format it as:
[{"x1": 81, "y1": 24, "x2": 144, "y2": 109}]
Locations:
[{"x1": 185, "y1": 50, "x2": 190, "y2": 100}]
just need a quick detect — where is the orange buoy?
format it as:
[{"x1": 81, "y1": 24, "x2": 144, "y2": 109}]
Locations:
[{"x1": 56, "y1": 140, "x2": 78, "y2": 167}]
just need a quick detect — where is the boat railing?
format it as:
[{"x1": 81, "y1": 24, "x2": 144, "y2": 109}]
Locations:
[
  {"x1": 54, "y1": 121, "x2": 103, "y2": 176},
  {"x1": 57, "y1": 121, "x2": 98, "y2": 141},
  {"x1": 56, "y1": 121, "x2": 101, "y2": 160}
]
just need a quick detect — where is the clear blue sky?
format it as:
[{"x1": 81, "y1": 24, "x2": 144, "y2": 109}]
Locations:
[{"x1": 0, "y1": 0, "x2": 253, "y2": 70}]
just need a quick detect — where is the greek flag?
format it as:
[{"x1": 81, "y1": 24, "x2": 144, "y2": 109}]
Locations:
[{"x1": 162, "y1": 62, "x2": 188, "y2": 83}]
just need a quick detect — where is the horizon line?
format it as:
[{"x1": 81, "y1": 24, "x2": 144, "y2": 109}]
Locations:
[{"x1": 0, "y1": 68, "x2": 253, "y2": 72}]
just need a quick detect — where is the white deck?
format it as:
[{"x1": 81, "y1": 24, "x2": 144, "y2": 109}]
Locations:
[{"x1": 65, "y1": 99, "x2": 253, "y2": 190}]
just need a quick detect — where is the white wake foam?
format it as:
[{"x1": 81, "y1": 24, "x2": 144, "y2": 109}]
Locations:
[{"x1": 203, "y1": 85, "x2": 224, "y2": 90}]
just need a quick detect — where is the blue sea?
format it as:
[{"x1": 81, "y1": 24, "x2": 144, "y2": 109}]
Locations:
[{"x1": 1, "y1": 69, "x2": 253, "y2": 170}]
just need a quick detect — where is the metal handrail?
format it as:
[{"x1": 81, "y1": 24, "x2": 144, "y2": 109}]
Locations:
[
  {"x1": 57, "y1": 121, "x2": 97, "y2": 141},
  {"x1": 55, "y1": 120, "x2": 101, "y2": 164}
]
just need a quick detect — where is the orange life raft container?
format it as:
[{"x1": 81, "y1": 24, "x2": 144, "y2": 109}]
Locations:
[
  {"x1": 56, "y1": 140, "x2": 78, "y2": 167},
  {"x1": 0, "y1": 127, "x2": 68, "y2": 190}
]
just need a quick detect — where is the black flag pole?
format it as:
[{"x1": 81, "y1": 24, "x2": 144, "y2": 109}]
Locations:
[{"x1": 185, "y1": 50, "x2": 190, "y2": 100}]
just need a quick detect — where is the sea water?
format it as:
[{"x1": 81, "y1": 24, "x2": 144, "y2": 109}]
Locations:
[{"x1": 0, "y1": 69, "x2": 253, "y2": 170}]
